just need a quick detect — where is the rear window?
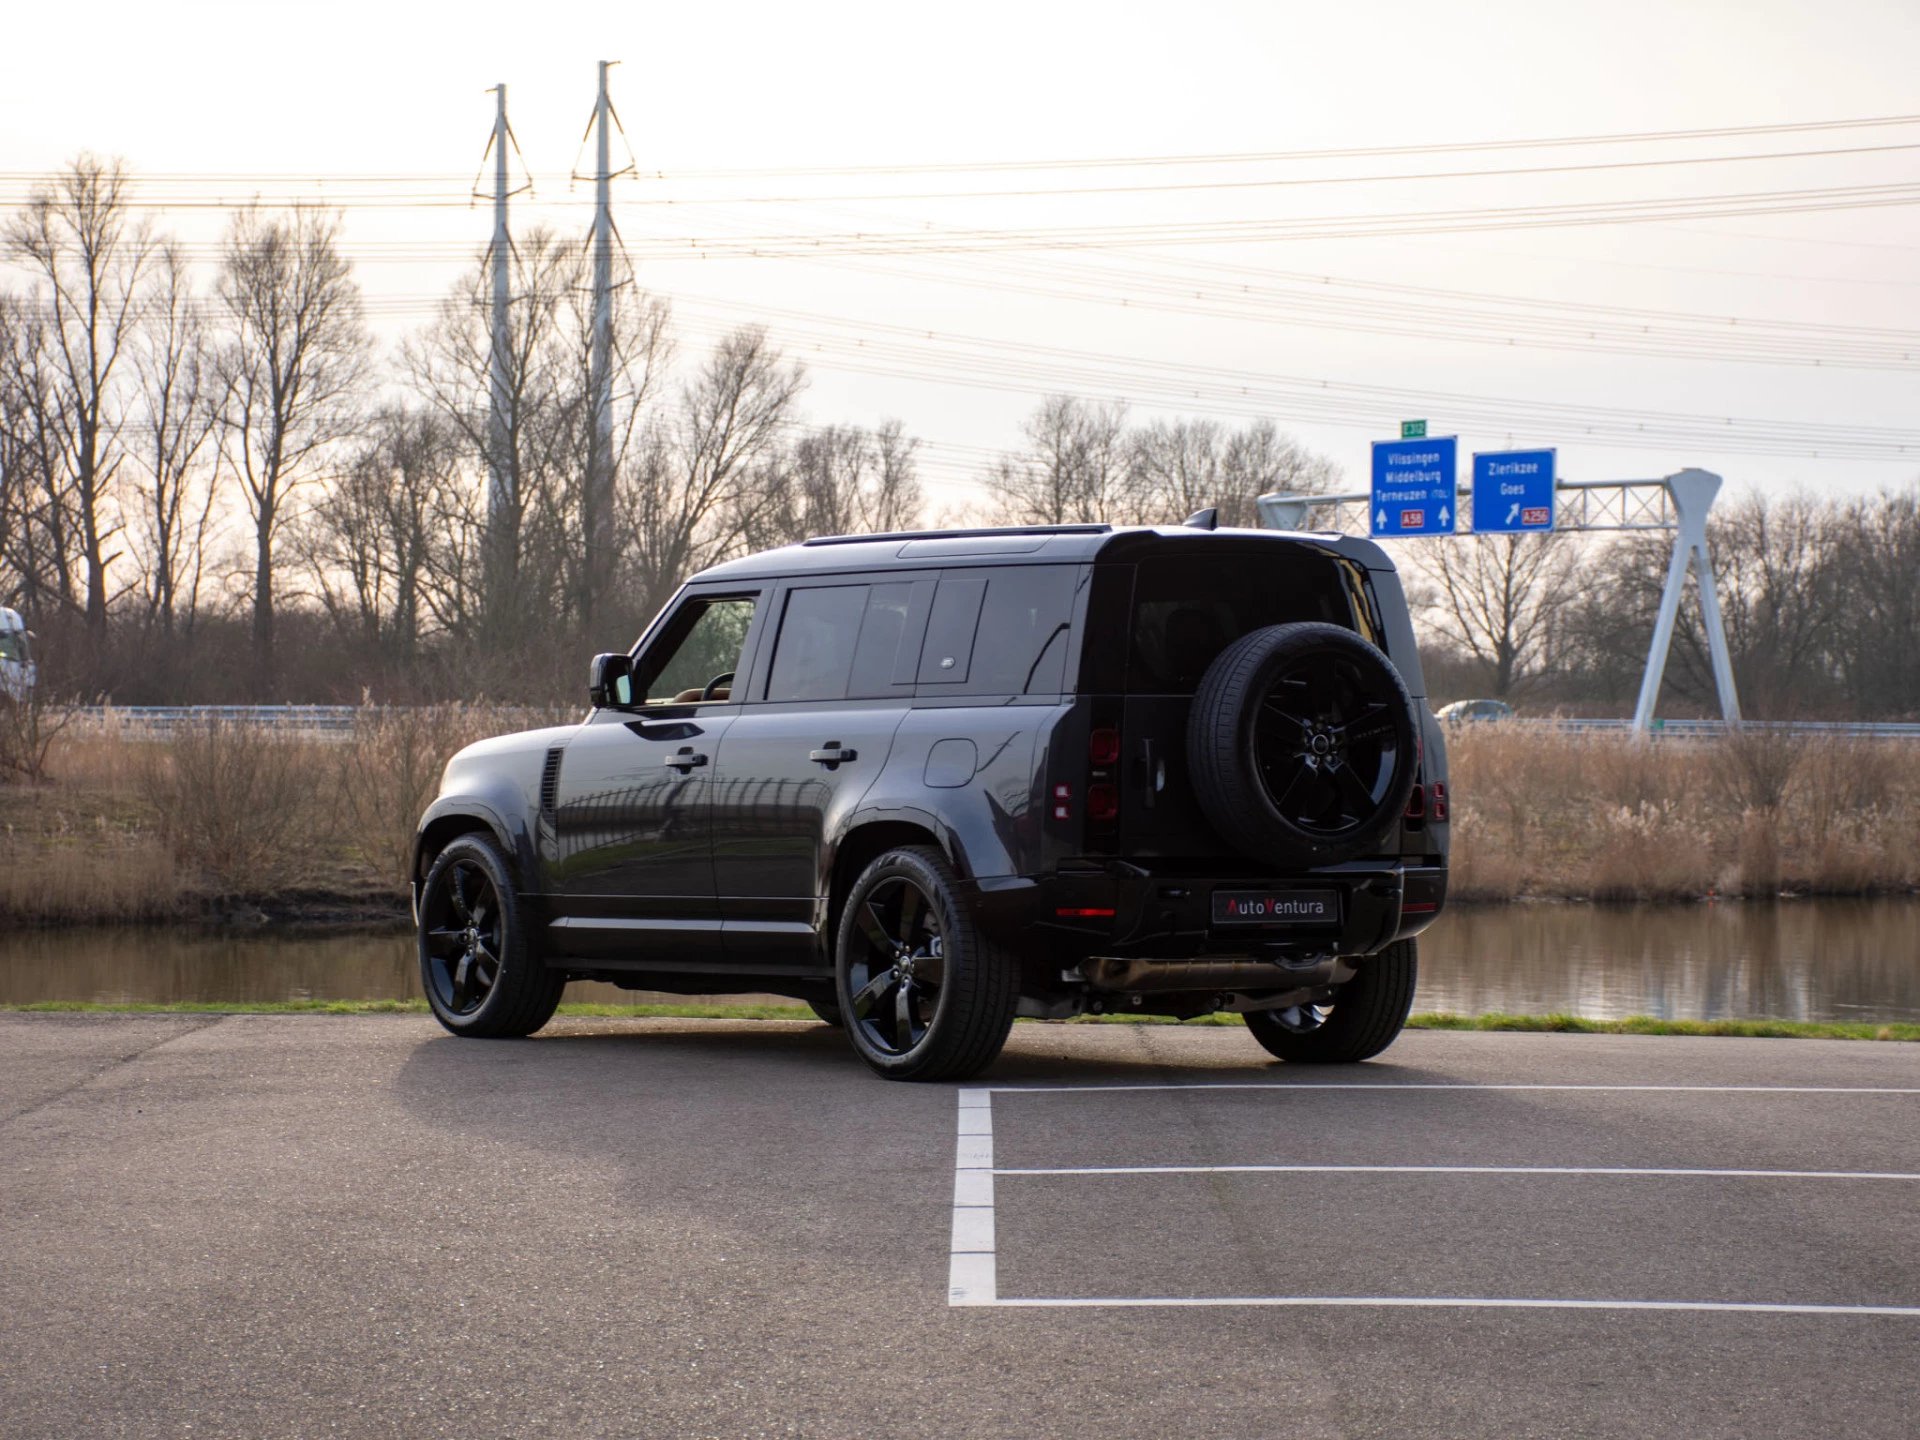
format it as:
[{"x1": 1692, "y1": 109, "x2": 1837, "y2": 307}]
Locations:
[{"x1": 1128, "y1": 553, "x2": 1357, "y2": 694}]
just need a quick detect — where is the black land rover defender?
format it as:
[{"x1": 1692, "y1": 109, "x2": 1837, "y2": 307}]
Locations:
[{"x1": 412, "y1": 521, "x2": 1448, "y2": 1080}]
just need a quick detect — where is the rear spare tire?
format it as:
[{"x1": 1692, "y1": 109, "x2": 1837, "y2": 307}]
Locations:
[{"x1": 1187, "y1": 621, "x2": 1419, "y2": 866}]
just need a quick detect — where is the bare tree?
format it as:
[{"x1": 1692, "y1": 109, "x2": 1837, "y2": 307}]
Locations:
[
  {"x1": 617, "y1": 326, "x2": 804, "y2": 624},
  {"x1": 987, "y1": 395, "x2": 1143, "y2": 525},
  {"x1": 299, "y1": 404, "x2": 452, "y2": 660},
  {"x1": 1410, "y1": 532, "x2": 1578, "y2": 697},
  {"x1": 127, "y1": 244, "x2": 219, "y2": 636},
  {"x1": 0, "y1": 295, "x2": 80, "y2": 624},
  {"x1": 748, "y1": 419, "x2": 923, "y2": 547},
  {"x1": 1131, "y1": 417, "x2": 1339, "y2": 526},
  {"x1": 214, "y1": 206, "x2": 368, "y2": 695},
  {"x1": 4, "y1": 155, "x2": 153, "y2": 647},
  {"x1": 403, "y1": 230, "x2": 668, "y2": 639}
]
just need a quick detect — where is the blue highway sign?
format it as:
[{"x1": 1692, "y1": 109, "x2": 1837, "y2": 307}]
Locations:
[
  {"x1": 1471, "y1": 448, "x2": 1557, "y2": 533},
  {"x1": 1370, "y1": 436, "x2": 1457, "y2": 537}
]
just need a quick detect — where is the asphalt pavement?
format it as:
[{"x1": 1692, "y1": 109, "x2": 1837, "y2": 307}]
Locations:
[{"x1": 2, "y1": 1014, "x2": 1917, "y2": 1439}]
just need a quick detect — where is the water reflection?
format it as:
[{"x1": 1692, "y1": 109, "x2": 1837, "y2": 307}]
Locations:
[
  {"x1": 1418, "y1": 901, "x2": 1920, "y2": 1023},
  {"x1": 0, "y1": 901, "x2": 1915, "y2": 1023}
]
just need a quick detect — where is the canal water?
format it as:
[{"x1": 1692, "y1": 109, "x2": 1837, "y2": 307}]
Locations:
[{"x1": 2, "y1": 900, "x2": 1916, "y2": 1023}]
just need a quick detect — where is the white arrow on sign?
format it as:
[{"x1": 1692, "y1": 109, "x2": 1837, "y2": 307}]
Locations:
[
  {"x1": 1376, "y1": 508, "x2": 1387, "y2": 529},
  {"x1": 1439, "y1": 505, "x2": 1451, "y2": 527},
  {"x1": 1506, "y1": 502, "x2": 1520, "y2": 524}
]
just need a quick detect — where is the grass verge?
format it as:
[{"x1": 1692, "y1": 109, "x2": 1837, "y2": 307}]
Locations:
[{"x1": 4, "y1": 1000, "x2": 1915, "y2": 1041}]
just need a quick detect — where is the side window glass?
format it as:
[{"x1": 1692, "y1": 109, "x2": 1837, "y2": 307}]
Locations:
[
  {"x1": 968, "y1": 566, "x2": 1078, "y2": 696},
  {"x1": 767, "y1": 585, "x2": 869, "y2": 702},
  {"x1": 918, "y1": 578, "x2": 987, "y2": 684},
  {"x1": 637, "y1": 596, "x2": 756, "y2": 705},
  {"x1": 847, "y1": 580, "x2": 935, "y2": 698}
]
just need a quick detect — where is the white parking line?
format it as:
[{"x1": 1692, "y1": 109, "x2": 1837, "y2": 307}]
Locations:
[
  {"x1": 953, "y1": 1080, "x2": 1920, "y2": 1313},
  {"x1": 948, "y1": 1089, "x2": 997, "y2": 1307},
  {"x1": 995, "y1": 1164, "x2": 1920, "y2": 1181},
  {"x1": 987, "y1": 1083, "x2": 1920, "y2": 1095},
  {"x1": 990, "y1": 1297, "x2": 1920, "y2": 1317}
]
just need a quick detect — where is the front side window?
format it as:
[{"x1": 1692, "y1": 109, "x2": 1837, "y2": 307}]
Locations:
[
  {"x1": 0, "y1": 633, "x2": 23, "y2": 664},
  {"x1": 637, "y1": 595, "x2": 757, "y2": 705}
]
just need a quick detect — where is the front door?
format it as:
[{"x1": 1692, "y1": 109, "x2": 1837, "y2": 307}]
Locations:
[{"x1": 545, "y1": 589, "x2": 762, "y2": 964}]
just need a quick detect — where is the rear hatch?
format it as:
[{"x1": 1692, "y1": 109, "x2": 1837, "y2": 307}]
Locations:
[{"x1": 1074, "y1": 537, "x2": 1420, "y2": 865}]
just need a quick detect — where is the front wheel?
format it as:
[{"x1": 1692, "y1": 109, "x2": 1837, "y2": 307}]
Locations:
[
  {"x1": 835, "y1": 846, "x2": 1018, "y2": 1081},
  {"x1": 418, "y1": 833, "x2": 563, "y2": 1038},
  {"x1": 1244, "y1": 939, "x2": 1417, "y2": 1063}
]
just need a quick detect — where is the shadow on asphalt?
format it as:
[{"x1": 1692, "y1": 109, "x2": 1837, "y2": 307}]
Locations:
[{"x1": 392, "y1": 1015, "x2": 1461, "y2": 1094}]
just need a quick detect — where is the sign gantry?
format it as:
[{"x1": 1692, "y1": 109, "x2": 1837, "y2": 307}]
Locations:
[{"x1": 1256, "y1": 461, "x2": 1741, "y2": 734}]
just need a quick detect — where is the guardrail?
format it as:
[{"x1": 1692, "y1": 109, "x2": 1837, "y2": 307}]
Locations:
[
  {"x1": 1508, "y1": 717, "x2": 1920, "y2": 739},
  {"x1": 74, "y1": 705, "x2": 362, "y2": 734}
]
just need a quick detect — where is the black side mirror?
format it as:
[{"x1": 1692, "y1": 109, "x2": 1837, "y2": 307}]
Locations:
[{"x1": 588, "y1": 652, "x2": 634, "y2": 709}]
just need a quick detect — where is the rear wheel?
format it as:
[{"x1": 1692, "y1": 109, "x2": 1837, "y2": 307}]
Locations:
[
  {"x1": 806, "y1": 996, "x2": 844, "y2": 1028},
  {"x1": 418, "y1": 833, "x2": 563, "y2": 1038},
  {"x1": 1244, "y1": 939, "x2": 1417, "y2": 1063},
  {"x1": 835, "y1": 846, "x2": 1017, "y2": 1081}
]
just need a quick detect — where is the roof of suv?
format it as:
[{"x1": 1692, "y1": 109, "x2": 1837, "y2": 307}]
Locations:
[{"x1": 689, "y1": 523, "x2": 1395, "y2": 585}]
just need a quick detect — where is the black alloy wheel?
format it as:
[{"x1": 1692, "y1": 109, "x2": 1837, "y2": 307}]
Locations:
[
  {"x1": 417, "y1": 832, "x2": 563, "y2": 1038},
  {"x1": 844, "y1": 874, "x2": 947, "y2": 1057},
  {"x1": 835, "y1": 846, "x2": 1018, "y2": 1081},
  {"x1": 1255, "y1": 651, "x2": 1403, "y2": 836},
  {"x1": 1188, "y1": 622, "x2": 1419, "y2": 866},
  {"x1": 423, "y1": 858, "x2": 504, "y2": 1017}
]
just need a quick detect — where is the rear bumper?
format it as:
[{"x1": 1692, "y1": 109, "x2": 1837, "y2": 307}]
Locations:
[{"x1": 965, "y1": 860, "x2": 1447, "y2": 967}]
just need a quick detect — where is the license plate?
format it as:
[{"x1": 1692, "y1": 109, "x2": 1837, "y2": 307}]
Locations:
[{"x1": 1211, "y1": 889, "x2": 1341, "y2": 926}]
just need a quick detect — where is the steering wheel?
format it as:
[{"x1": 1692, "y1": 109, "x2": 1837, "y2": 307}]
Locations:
[{"x1": 700, "y1": 671, "x2": 735, "y2": 701}]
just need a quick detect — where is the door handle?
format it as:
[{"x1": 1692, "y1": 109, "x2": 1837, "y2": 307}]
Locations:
[
  {"x1": 663, "y1": 746, "x2": 709, "y2": 772},
  {"x1": 808, "y1": 744, "x2": 857, "y2": 767}
]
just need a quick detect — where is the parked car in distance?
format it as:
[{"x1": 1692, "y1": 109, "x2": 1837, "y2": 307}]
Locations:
[
  {"x1": 1436, "y1": 698, "x2": 1514, "y2": 726},
  {"x1": 0, "y1": 608, "x2": 35, "y2": 705},
  {"x1": 412, "y1": 520, "x2": 1450, "y2": 1081}
]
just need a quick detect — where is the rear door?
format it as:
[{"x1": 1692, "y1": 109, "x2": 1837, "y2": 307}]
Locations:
[
  {"x1": 1103, "y1": 544, "x2": 1370, "y2": 859},
  {"x1": 707, "y1": 577, "x2": 932, "y2": 967}
]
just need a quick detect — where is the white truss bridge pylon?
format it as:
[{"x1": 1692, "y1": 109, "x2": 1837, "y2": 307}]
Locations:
[{"x1": 1255, "y1": 468, "x2": 1740, "y2": 736}]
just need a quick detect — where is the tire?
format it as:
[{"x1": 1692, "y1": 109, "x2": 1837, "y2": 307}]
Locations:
[
  {"x1": 1187, "y1": 621, "x2": 1419, "y2": 866},
  {"x1": 417, "y1": 832, "x2": 563, "y2": 1038},
  {"x1": 1243, "y1": 939, "x2": 1418, "y2": 1063},
  {"x1": 807, "y1": 996, "x2": 844, "y2": 1028},
  {"x1": 834, "y1": 845, "x2": 1018, "y2": 1082}
]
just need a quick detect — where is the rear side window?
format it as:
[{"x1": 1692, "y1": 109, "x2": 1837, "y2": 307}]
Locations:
[
  {"x1": 767, "y1": 585, "x2": 868, "y2": 701},
  {"x1": 918, "y1": 566, "x2": 1078, "y2": 696},
  {"x1": 1128, "y1": 553, "x2": 1355, "y2": 694}
]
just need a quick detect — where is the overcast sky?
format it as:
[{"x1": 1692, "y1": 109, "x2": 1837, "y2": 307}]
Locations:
[{"x1": 4, "y1": 0, "x2": 1918, "y2": 517}]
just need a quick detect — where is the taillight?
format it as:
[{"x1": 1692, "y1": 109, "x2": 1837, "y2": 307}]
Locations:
[
  {"x1": 1087, "y1": 782, "x2": 1119, "y2": 822},
  {"x1": 1431, "y1": 781, "x2": 1449, "y2": 821},
  {"x1": 1089, "y1": 727, "x2": 1121, "y2": 765},
  {"x1": 1052, "y1": 782, "x2": 1072, "y2": 820},
  {"x1": 1405, "y1": 784, "x2": 1426, "y2": 821}
]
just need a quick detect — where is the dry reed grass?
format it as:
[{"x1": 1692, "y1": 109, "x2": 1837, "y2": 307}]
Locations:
[
  {"x1": 3, "y1": 712, "x2": 1916, "y2": 923},
  {"x1": 1446, "y1": 725, "x2": 1920, "y2": 902}
]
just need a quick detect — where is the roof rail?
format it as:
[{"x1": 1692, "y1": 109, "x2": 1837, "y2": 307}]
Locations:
[{"x1": 799, "y1": 523, "x2": 1113, "y2": 548}]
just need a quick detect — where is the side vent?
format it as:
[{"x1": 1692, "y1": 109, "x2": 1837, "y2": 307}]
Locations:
[{"x1": 539, "y1": 746, "x2": 564, "y2": 820}]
